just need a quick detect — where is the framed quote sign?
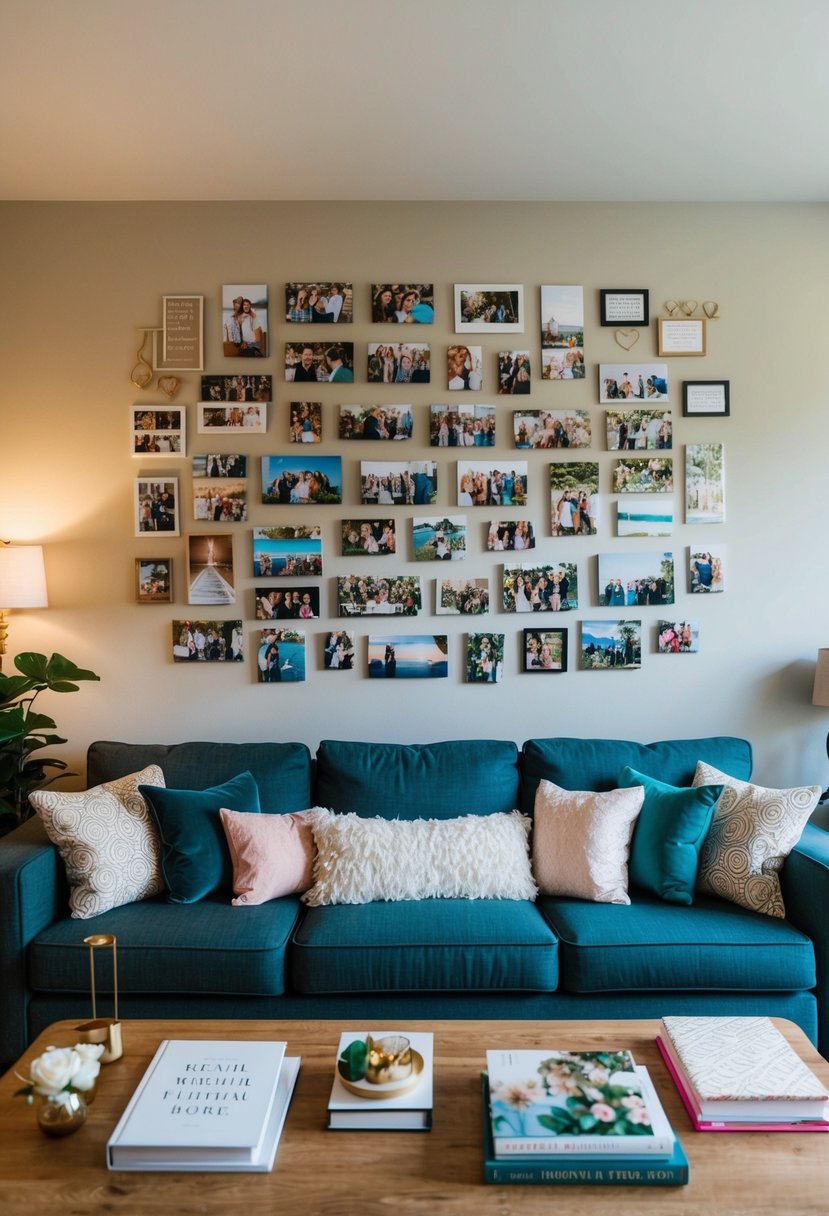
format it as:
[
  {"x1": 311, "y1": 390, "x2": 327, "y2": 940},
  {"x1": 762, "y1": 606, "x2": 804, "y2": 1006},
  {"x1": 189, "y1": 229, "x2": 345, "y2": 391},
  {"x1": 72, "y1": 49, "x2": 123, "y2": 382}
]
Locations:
[{"x1": 154, "y1": 294, "x2": 204, "y2": 371}]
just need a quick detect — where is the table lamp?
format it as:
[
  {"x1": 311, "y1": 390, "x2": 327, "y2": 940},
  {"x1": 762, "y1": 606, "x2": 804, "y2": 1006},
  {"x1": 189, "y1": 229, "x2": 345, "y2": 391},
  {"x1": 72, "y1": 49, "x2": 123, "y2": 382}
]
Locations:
[
  {"x1": 812, "y1": 648, "x2": 829, "y2": 803},
  {"x1": 0, "y1": 542, "x2": 48, "y2": 670}
]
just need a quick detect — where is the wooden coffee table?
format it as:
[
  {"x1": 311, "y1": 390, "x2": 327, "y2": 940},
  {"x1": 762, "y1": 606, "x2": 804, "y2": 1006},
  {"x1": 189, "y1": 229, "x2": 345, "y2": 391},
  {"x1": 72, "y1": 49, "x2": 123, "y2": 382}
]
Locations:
[{"x1": 1, "y1": 1018, "x2": 827, "y2": 1215}]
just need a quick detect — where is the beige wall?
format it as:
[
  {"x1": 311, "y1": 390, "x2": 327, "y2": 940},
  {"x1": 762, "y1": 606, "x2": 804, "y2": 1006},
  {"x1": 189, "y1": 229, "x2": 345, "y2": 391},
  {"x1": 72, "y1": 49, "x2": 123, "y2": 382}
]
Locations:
[{"x1": 2, "y1": 201, "x2": 828, "y2": 789}]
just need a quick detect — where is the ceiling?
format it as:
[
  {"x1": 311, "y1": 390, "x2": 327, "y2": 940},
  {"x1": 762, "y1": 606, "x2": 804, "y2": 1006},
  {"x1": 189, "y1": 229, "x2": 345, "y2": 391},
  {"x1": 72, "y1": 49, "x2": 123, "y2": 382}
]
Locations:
[{"x1": 3, "y1": 0, "x2": 828, "y2": 203}]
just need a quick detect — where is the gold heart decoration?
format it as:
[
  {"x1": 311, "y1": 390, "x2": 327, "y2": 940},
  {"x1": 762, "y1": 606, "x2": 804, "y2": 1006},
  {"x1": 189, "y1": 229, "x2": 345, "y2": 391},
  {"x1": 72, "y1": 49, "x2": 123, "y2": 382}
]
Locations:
[
  {"x1": 158, "y1": 376, "x2": 181, "y2": 400},
  {"x1": 680, "y1": 300, "x2": 698, "y2": 316},
  {"x1": 664, "y1": 300, "x2": 679, "y2": 316},
  {"x1": 614, "y1": 328, "x2": 640, "y2": 352},
  {"x1": 702, "y1": 300, "x2": 719, "y2": 318}
]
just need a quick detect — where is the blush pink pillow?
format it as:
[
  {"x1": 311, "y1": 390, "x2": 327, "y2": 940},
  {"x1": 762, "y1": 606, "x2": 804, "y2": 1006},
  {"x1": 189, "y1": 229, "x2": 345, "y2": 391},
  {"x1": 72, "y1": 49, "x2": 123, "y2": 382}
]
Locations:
[{"x1": 219, "y1": 808, "x2": 320, "y2": 905}]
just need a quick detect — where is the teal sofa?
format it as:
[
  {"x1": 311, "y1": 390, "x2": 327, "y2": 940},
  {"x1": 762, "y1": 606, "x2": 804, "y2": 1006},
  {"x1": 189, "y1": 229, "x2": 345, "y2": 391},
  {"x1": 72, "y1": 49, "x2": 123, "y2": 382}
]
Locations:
[{"x1": 2, "y1": 735, "x2": 828, "y2": 1066}]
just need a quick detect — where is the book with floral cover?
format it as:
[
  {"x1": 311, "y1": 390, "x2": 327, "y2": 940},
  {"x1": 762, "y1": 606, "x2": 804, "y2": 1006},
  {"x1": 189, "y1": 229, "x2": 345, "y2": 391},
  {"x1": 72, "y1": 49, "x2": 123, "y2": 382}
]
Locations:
[{"x1": 485, "y1": 1049, "x2": 674, "y2": 1157}]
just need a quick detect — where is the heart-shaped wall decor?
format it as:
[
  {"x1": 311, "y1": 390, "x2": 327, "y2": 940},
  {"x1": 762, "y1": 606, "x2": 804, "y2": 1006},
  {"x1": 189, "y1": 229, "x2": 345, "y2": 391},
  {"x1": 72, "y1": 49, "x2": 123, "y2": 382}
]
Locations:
[
  {"x1": 702, "y1": 300, "x2": 719, "y2": 318},
  {"x1": 158, "y1": 376, "x2": 181, "y2": 400},
  {"x1": 614, "y1": 328, "x2": 640, "y2": 351},
  {"x1": 680, "y1": 300, "x2": 698, "y2": 316},
  {"x1": 664, "y1": 300, "x2": 679, "y2": 316}
]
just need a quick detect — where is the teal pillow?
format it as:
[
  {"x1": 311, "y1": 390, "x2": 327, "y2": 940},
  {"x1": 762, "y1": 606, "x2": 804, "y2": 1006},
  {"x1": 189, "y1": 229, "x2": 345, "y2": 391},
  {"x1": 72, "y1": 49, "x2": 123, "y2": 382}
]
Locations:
[
  {"x1": 619, "y1": 765, "x2": 722, "y2": 905},
  {"x1": 139, "y1": 771, "x2": 261, "y2": 904}
]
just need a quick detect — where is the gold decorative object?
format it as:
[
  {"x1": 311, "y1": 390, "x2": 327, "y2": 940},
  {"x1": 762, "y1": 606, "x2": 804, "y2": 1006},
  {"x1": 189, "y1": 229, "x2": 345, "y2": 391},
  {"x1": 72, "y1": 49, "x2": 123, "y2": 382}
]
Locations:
[
  {"x1": 365, "y1": 1034, "x2": 413, "y2": 1085},
  {"x1": 157, "y1": 375, "x2": 181, "y2": 400},
  {"x1": 76, "y1": 934, "x2": 123, "y2": 1062},
  {"x1": 614, "y1": 328, "x2": 640, "y2": 351},
  {"x1": 36, "y1": 1091, "x2": 88, "y2": 1137},
  {"x1": 130, "y1": 330, "x2": 154, "y2": 390},
  {"x1": 664, "y1": 299, "x2": 679, "y2": 316},
  {"x1": 679, "y1": 299, "x2": 698, "y2": 316},
  {"x1": 702, "y1": 300, "x2": 720, "y2": 318}
]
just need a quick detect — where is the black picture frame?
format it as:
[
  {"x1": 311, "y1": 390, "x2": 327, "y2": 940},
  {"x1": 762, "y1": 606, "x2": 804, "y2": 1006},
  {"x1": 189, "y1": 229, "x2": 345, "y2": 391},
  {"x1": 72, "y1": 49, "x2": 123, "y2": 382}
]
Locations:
[
  {"x1": 682, "y1": 380, "x2": 730, "y2": 417},
  {"x1": 600, "y1": 289, "x2": 649, "y2": 327},
  {"x1": 522, "y1": 628, "x2": 568, "y2": 673}
]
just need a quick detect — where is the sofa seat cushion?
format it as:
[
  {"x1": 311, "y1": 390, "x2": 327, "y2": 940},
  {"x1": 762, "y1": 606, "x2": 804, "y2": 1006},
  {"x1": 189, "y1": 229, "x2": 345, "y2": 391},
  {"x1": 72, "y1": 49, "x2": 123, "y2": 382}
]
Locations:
[
  {"x1": 538, "y1": 893, "x2": 815, "y2": 993},
  {"x1": 291, "y1": 899, "x2": 558, "y2": 994},
  {"x1": 29, "y1": 895, "x2": 302, "y2": 997}
]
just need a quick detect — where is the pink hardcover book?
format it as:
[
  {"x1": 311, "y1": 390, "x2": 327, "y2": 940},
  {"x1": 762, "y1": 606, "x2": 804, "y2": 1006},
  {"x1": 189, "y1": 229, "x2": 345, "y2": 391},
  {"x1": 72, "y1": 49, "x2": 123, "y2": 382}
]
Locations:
[{"x1": 656, "y1": 1037, "x2": 829, "y2": 1133}]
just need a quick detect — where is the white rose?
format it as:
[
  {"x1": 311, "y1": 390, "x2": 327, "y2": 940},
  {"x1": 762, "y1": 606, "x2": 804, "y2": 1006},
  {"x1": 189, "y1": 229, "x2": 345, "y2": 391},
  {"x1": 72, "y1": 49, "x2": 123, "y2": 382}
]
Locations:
[
  {"x1": 30, "y1": 1047, "x2": 82, "y2": 1096},
  {"x1": 72, "y1": 1042, "x2": 104, "y2": 1091}
]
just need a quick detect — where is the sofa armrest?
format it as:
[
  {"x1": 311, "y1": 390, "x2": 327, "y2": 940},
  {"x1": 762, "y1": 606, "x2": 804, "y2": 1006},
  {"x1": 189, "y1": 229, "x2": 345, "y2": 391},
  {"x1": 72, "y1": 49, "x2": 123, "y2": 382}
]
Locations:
[
  {"x1": 781, "y1": 823, "x2": 829, "y2": 1056},
  {"x1": 0, "y1": 818, "x2": 66, "y2": 1063}
]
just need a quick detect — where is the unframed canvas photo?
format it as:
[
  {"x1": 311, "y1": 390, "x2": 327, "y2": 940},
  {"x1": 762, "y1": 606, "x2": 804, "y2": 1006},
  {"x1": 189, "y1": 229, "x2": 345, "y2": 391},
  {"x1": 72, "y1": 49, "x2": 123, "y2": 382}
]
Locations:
[
  {"x1": 606, "y1": 408, "x2": 672, "y2": 451},
  {"x1": 686, "y1": 442, "x2": 725, "y2": 524},
  {"x1": 616, "y1": 503, "x2": 673, "y2": 537},
  {"x1": 339, "y1": 403, "x2": 413, "y2": 440},
  {"x1": 431, "y1": 403, "x2": 495, "y2": 447},
  {"x1": 341, "y1": 518, "x2": 396, "y2": 556},
  {"x1": 197, "y1": 403, "x2": 266, "y2": 433},
  {"x1": 658, "y1": 620, "x2": 699, "y2": 653},
  {"x1": 447, "y1": 344, "x2": 483, "y2": 390},
  {"x1": 289, "y1": 401, "x2": 322, "y2": 444},
  {"x1": 193, "y1": 479, "x2": 247, "y2": 522},
  {"x1": 367, "y1": 343, "x2": 430, "y2": 383},
  {"x1": 689, "y1": 547, "x2": 725, "y2": 593},
  {"x1": 172, "y1": 619, "x2": 243, "y2": 662},
  {"x1": 222, "y1": 284, "x2": 268, "y2": 358},
  {"x1": 458, "y1": 461, "x2": 527, "y2": 506},
  {"x1": 337, "y1": 574, "x2": 421, "y2": 616},
  {"x1": 599, "y1": 363, "x2": 668, "y2": 403},
  {"x1": 324, "y1": 630, "x2": 355, "y2": 669},
  {"x1": 360, "y1": 461, "x2": 437, "y2": 505},
  {"x1": 285, "y1": 342, "x2": 354, "y2": 383},
  {"x1": 412, "y1": 515, "x2": 467, "y2": 561},
  {"x1": 612, "y1": 456, "x2": 673, "y2": 494},
  {"x1": 285, "y1": 283, "x2": 352, "y2": 324},
  {"x1": 252, "y1": 526, "x2": 322, "y2": 577},
  {"x1": 255, "y1": 587, "x2": 319, "y2": 620},
  {"x1": 580, "y1": 620, "x2": 642, "y2": 670},
  {"x1": 467, "y1": 633, "x2": 504, "y2": 683},
  {"x1": 257, "y1": 629, "x2": 306, "y2": 682},
  {"x1": 436, "y1": 578, "x2": 489, "y2": 615},
  {"x1": 540, "y1": 285, "x2": 585, "y2": 380},
  {"x1": 371, "y1": 284, "x2": 434, "y2": 324},
  {"x1": 261, "y1": 456, "x2": 342, "y2": 504},
  {"x1": 201, "y1": 374, "x2": 271, "y2": 402},
  {"x1": 514, "y1": 409, "x2": 591, "y2": 449},
  {"x1": 486, "y1": 520, "x2": 535, "y2": 551},
  {"x1": 550, "y1": 463, "x2": 599, "y2": 536},
  {"x1": 503, "y1": 562, "x2": 578, "y2": 612},
  {"x1": 192, "y1": 454, "x2": 247, "y2": 478},
  {"x1": 498, "y1": 350, "x2": 531, "y2": 394},
  {"x1": 598, "y1": 551, "x2": 675, "y2": 607},
  {"x1": 368, "y1": 635, "x2": 448, "y2": 678},
  {"x1": 187, "y1": 534, "x2": 235, "y2": 605}
]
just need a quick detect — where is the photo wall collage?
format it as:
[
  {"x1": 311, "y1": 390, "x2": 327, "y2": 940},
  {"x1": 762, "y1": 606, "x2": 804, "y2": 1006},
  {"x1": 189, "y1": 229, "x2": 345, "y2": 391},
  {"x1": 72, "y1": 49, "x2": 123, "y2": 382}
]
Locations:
[{"x1": 133, "y1": 283, "x2": 727, "y2": 683}]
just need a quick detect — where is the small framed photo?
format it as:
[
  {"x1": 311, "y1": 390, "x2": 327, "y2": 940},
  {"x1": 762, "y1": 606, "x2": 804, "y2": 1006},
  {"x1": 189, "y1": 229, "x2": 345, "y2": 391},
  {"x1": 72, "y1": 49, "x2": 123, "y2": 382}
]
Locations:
[
  {"x1": 454, "y1": 285, "x2": 524, "y2": 333},
  {"x1": 523, "y1": 628, "x2": 568, "y2": 673},
  {"x1": 222, "y1": 285, "x2": 268, "y2": 358},
  {"x1": 135, "y1": 558, "x2": 172, "y2": 603},
  {"x1": 135, "y1": 478, "x2": 179, "y2": 536},
  {"x1": 257, "y1": 629, "x2": 306, "y2": 682},
  {"x1": 658, "y1": 620, "x2": 699, "y2": 654},
  {"x1": 600, "y1": 289, "x2": 649, "y2": 327},
  {"x1": 371, "y1": 284, "x2": 434, "y2": 324},
  {"x1": 285, "y1": 283, "x2": 352, "y2": 324},
  {"x1": 658, "y1": 317, "x2": 707, "y2": 357},
  {"x1": 155, "y1": 295, "x2": 203, "y2": 371},
  {"x1": 131, "y1": 406, "x2": 185, "y2": 456},
  {"x1": 368, "y1": 635, "x2": 448, "y2": 678},
  {"x1": 683, "y1": 380, "x2": 730, "y2": 417},
  {"x1": 197, "y1": 403, "x2": 267, "y2": 433},
  {"x1": 436, "y1": 577, "x2": 489, "y2": 615},
  {"x1": 290, "y1": 401, "x2": 322, "y2": 443},
  {"x1": 324, "y1": 630, "x2": 355, "y2": 669},
  {"x1": 467, "y1": 633, "x2": 504, "y2": 683},
  {"x1": 173, "y1": 619, "x2": 243, "y2": 662}
]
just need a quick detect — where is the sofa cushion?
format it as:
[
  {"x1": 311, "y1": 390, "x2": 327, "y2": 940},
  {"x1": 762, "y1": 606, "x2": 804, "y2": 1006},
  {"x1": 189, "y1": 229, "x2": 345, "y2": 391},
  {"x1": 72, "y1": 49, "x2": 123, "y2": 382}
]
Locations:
[
  {"x1": 291, "y1": 899, "x2": 558, "y2": 993},
  {"x1": 538, "y1": 894, "x2": 815, "y2": 993},
  {"x1": 520, "y1": 736, "x2": 752, "y2": 814},
  {"x1": 29, "y1": 896, "x2": 302, "y2": 997},
  {"x1": 221, "y1": 807, "x2": 321, "y2": 905},
  {"x1": 315, "y1": 739, "x2": 520, "y2": 818}
]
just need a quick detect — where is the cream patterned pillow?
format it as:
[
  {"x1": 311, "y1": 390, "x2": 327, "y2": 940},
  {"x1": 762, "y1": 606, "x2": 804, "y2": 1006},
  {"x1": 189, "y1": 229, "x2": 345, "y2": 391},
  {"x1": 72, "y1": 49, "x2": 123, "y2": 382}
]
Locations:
[
  {"x1": 693, "y1": 761, "x2": 819, "y2": 917},
  {"x1": 304, "y1": 810, "x2": 536, "y2": 906},
  {"x1": 532, "y1": 779, "x2": 644, "y2": 904},
  {"x1": 30, "y1": 765, "x2": 165, "y2": 919}
]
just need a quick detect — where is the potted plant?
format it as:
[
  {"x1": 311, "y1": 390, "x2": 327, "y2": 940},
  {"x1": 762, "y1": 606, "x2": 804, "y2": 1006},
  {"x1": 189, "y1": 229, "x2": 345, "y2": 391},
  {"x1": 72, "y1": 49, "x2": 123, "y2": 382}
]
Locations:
[{"x1": 0, "y1": 652, "x2": 100, "y2": 835}]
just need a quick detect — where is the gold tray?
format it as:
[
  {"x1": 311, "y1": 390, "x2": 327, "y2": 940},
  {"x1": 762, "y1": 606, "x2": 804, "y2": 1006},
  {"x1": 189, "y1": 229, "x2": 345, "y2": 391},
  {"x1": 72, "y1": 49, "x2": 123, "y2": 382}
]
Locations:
[{"x1": 337, "y1": 1049, "x2": 425, "y2": 1100}]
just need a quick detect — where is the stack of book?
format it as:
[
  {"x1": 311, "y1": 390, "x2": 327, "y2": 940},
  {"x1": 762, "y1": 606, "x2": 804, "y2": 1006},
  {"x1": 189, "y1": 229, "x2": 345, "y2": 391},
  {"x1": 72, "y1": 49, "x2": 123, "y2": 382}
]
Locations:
[
  {"x1": 482, "y1": 1048, "x2": 688, "y2": 1186},
  {"x1": 107, "y1": 1039, "x2": 299, "y2": 1171},
  {"x1": 657, "y1": 1015, "x2": 829, "y2": 1132},
  {"x1": 327, "y1": 1030, "x2": 434, "y2": 1130}
]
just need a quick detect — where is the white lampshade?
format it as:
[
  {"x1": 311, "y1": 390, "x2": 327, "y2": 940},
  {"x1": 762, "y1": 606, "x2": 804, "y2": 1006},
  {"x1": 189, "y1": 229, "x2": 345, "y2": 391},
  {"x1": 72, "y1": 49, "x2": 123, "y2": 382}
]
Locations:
[
  {"x1": 813, "y1": 649, "x2": 829, "y2": 708},
  {"x1": 0, "y1": 545, "x2": 48, "y2": 609}
]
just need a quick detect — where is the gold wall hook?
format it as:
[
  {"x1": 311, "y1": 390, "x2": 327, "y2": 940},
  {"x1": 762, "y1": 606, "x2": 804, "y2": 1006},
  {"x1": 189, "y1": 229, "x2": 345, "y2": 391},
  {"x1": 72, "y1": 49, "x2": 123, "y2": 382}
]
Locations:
[{"x1": 130, "y1": 330, "x2": 154, "y2": 389}]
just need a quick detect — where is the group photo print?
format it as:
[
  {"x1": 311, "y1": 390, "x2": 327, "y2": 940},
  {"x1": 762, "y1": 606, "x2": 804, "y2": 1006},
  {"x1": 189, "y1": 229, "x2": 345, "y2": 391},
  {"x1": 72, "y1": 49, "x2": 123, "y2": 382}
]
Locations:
[
  {"x1": 457, "y1": 461, "x2": 527, "y2": 507},
  {"x1": 550, "y1": 463, "x2": 599, "y2": 536},
  {"x1": 598, "y1": 551, "x2": 675, "y2": 607},
  {"x1": 360, "y1": 460, "x2": 437, "y2": 506},
  {"x1": 514, "y1": 409, "x2": 591, "y2": 449},
  {"x1": 503, "y1": 562, "x2": 578, "y2": 613},
  {"x1": 436, "y1": 577, "x2": 490, "y2": 616},
  {"x1": 430, "y1": 403, "x2": 496, "y2": 447},
  {"x1": 371, "y1": 284, "x2": 434, "y2": 324}
]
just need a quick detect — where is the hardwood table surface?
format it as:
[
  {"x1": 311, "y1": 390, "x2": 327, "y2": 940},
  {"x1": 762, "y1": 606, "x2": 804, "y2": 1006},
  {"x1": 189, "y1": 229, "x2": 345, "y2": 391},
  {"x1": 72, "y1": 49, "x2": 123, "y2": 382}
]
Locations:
[{"x1": 1, "y1": 1017, "x2": 827, "y2": 1216}]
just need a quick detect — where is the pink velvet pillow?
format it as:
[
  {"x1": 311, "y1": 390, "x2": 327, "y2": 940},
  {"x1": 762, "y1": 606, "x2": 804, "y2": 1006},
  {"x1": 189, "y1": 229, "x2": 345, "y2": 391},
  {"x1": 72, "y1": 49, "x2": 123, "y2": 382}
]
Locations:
[{"x1": 219, "y1": 808, "x2": 320, "y2": 905}]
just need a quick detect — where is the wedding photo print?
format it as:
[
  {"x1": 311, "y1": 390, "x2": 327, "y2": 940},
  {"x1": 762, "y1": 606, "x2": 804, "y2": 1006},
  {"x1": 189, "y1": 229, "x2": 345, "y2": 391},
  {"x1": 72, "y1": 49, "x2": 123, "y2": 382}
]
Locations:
[
  {"x1": 580, "y1": 620, "x2": 642, "y2": 670},
  {"x1": 606, "y1": 408, "x2": 673, "y2": 450},
  {"x1": 222, "y1": 284, "x2": 268, "y2": 357},
  {"x1": 598, "y1": 551, "x2": 675, "y2": 606},
  {"x1": 540, "y1": 285, "x2": 585, "y2": 379},
  {"x1": 339, "y1": 403, "x2": 413, "y2": 440},
  {"x1": 514, "y1": 409, "x2": 591, "y2": 449},
  {"x1": 201, "y1": 374, "x2": 271, "y2": 402},
  {"x1": 285, "y1": 283, "x2": 352, "y2": 323},
  {"x1": 371, "y1": 284, "x2": 435, "y2": 324},
  {"x1": 600, "y1": 362, "x2": 668, "y2": 403},
  {"x1": 197, "y1": 403, "x2": 266, "y2": 433},
  {"x1": 323, "y1": 630, "x2": 355, "y2": 669},
  {"x1": 252, "y1": 525, "x2": 323, "y2": 577},
  {"x1": 458, "y1": 461, "x2": 527, "y2": 506},
  {"x1": 430, "y1": 403, "x2": 495, "y2": 447},
  {"x1": 337, "y1": 573, "x2": 421, "y2": 615},
  {"x1": 503, "y1": 562, "x2": 578, "y2": 612},
  {"x1": 361, "y1": 460, "x2": 437, "y2": 505},
  {"x1": 368, "y1": 635, "x2": 448, "y2": 679},
  {"x1": 550, "y1": 463, "x2": 599, "y2": 536},
  {"x1": 173, "y1": 619, "x2": 243, "y2": 662}
]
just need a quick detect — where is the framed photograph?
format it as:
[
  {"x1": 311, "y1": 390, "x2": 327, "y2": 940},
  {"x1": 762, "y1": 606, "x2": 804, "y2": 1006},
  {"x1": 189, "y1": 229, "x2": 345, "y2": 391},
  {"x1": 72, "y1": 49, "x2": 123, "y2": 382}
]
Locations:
[
  {"x1": 413, "y1": 515, "x2": 467, "y2": 561},
  {"x1": 658, "y1": 317, "x2": 707, "y2": 357},
  {"x1": 371, "y1": 284, "x2": 434, "y2": 324},
  {"x1": 598, "y1": 551, "x2": 674, "y2": 607},
  {"x1": 658, "y1": 620, "x2": 699, "y2": 654},
  {"x1": 135, "y1": 478, "x2": 179, "y2": 536},
  {"x1": 498, "y1": 350, "x2": 531, "y2": 394},
  {"x1": 436, "y1": 577, "x2": 489, "y2": 615},
  {"x1": 187, "y1": 534, "x2": 235, "y2": 605},
  {"x1": 131, "y1": 406, "x2": 185, "y2": 456},
  {"x1": 467, "y1": 633, "x2": 504, "y2": 683},
  {"x1": 487, "y1": 519, "x2": 535, "y2": 552},
  {"x1": 285, "y1": 341, "x2": 354, "y2": 382},
  {"x1": 193, "y1": 478, "x2": 247, "y2": 522},
  {"x1": 135, "y1": 558, "x2": 172, "y2": 603},
  {"x1": 324, "y1": 630, "x2": 355, "y2": 669},
  {"x1": 196, "y1": 403, "x2": 267, "y2": 433},
  {"x1": 431, "y1": 403, "x2": 495, "y2": 447},
  {"x1": 541, "y1": 285, "x2": 585, "y2": 380},
  {"x1": 255, "y1": 587, "x2": 320, "y2": 621},
  {"x1": 360, "y1": 460, "x2": 437, "y2": 506},
  {"x1": 580, "y1": 620, "x2": 642, "y2": 670},
  {"x1": 252, "y1": 526, "x2": 322, "y2": 577},
  {"x1": 290, "y1": 401, "x2": 322, "y2": 444},
  {"x1": 172, "y1": 619, "x2": 243, "y2": 662},
  {"x1": 222, "y1": 285, "x2": 268, "y2": 358},
  {"x1": 600, "y1": 289, "x2": 649, "y2": 327},
  {"x1": 340, "y1": 403, "x2": 413, "y2": 440},
  {"x1": 192, "y1": 454, "x2": 247, "y2": 478},
  {"x1": 201, "y1": 374, "x2": 271, "y2": 403},
  {"x1": 154, "y1": 295, "x2": 203, "y2": 371},
  {"x1": 447, "y1": 344, "x2": 483, "y2": 390},
  {"x1": 454, "y1": 284, "x2": 524, "y2": 333},
  {"x1": 600, "y1": 363, "x2": 668, "y2": 403},
  {"x1": 616, "y1": 504, "x2": 673, "y2": 537},
  {"x1": 337, "y1": 574, "x2": 421, "y2": 616},
  {"x1": 458, "y1": 461, "x2": 527, "y2": 506},
  {"x1": 367, "y1": 343, "x2": 430, "y2": 384},
  {"x1": 612, "y1": 456, "x2": 673, "y2": 494},
  {"x1": 550, "y1": 463, "x2": 599, "y2": 536},
  {"x1": 523, "y1": 628, "x2": 568, "y2": 673},
  {"x1": 686, "y1": 442, "x2": 725, "y2": 524},
  {"x1": 341, "y1": 518, "x2": 396, "y2": 556},
  {"x1": 514, "y1": 409, "x2": 591, "y2": 449},
  {"x1": 285, "y1": 283, "x2": 352, "y2": 324},
  {"x1": 504, "y1": 561, "x2": 578, "y2": 613},
  {"x1": 368, "y1": 635, "x2": 448, "y2": 679},
  {"x1": 261, "y1": 455, "x2": 342, "y2": 504},
  {"x1": 689, "y1": 546, "x2": 725, "y2": 593},
  {"x1": 683, "y1": 380, "x2": 730, "y2": 417},
  {"x1": 606, "y1": 408, "x2": 672, "y2": 451},
  {"x1": 257, "y1": 629, "x2": 306, "y2": 682}
]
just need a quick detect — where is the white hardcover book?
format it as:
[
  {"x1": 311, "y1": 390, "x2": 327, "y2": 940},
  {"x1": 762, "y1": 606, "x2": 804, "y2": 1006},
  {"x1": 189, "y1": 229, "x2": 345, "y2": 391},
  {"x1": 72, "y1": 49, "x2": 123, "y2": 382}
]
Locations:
[
  {"x1": 107, "y1": 1039, "x2": 294, "y2": 1171},
  {"x1": 486, "y1": 1048, "x2": 674, "y2": 1157},
  {"x1": 328, "y1": 1030, "x2": 433, "y2": 1130}
]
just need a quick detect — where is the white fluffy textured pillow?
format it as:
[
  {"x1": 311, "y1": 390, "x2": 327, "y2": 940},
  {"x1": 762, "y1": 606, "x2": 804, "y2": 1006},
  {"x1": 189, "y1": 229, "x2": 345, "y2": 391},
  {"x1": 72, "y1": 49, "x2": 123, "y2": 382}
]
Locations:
[
  {"x1": 303, "y1": 810, "x2": 537, "y2": 906},
  {"x1": 693, "y1": 761, "x2": 819, "y2": 918},
  {"x1": 532, "y1": 778, "x2": 644, "y2": 904},
  {"x1": 30, "y1": 765, "x2": 165, "y2": 919}
]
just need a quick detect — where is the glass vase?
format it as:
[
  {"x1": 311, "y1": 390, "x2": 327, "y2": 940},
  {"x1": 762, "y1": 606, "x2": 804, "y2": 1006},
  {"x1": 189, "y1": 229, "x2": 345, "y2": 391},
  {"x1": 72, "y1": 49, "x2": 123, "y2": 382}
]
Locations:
[{"x1": 36, "y1": 1092, "x2": 88, "y2": 1138}]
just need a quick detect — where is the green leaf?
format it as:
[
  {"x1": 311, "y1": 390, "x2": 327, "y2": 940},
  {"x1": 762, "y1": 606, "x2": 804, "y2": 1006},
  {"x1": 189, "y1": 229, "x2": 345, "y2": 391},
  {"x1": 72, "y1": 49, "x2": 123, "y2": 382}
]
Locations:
[
  {"x1": 44, "y1": 653, "x2": 100, "y2": 686},
  {"x1": 12, "y1": 652, "x2": 51, "y2": 682},
  {"x1": 0, "y1": 674, "x2": 36, "y2": 704},
  {"x1": 537, "y1": 1109, "x2": 578, "y2": 1132}
]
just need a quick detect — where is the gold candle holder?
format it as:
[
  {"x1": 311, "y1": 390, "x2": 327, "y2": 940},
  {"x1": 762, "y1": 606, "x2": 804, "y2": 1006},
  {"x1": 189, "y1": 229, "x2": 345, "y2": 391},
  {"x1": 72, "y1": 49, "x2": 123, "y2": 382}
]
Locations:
[{"x1": 75, "y1": 934, "x2": 123, "y2": 1062}]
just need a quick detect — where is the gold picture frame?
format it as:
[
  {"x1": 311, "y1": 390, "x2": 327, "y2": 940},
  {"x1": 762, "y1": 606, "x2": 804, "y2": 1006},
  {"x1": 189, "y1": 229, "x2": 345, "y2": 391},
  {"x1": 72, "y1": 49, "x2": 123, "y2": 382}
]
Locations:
[{"x1": 657, "y1": 317, "x2": 707, "y2": 357}]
